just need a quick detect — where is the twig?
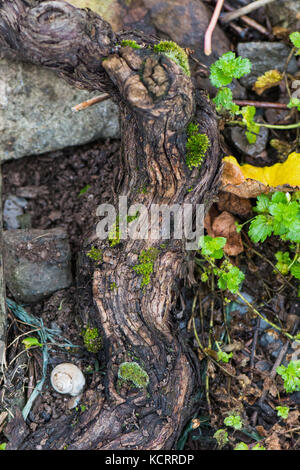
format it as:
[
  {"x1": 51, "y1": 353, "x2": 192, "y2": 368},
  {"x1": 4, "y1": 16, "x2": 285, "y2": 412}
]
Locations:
[
  {"x1": 72, "y1": 93, "x2": 110, "y2": 112},
  {"x1": 221, "y1": 0, "x2": 276, "y2": 24},
  {"x1": 204, "y1": 0, "x2": 224, "y2": 56},
  {"x1": 0, "y1": 162, "x2": 6, "y2": 372},
  {"x1": 222, "y1": 1, "x2": 270, "y2": 36},
  {"x1": 234, "y1": 100, "x2": 288, "y2": 109}
]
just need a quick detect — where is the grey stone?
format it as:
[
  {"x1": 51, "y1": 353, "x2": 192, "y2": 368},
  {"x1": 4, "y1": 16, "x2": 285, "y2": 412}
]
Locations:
[
  {"x1": 3, "y1": 195, "x2": 28, "y2": 230},
  {"x1": 266, "y1": 0, "x2": 300, "y2": 30},
  {"x1": 237, "y1": 42, "x2": 299, "y2": 89},
  {"x1": 3, "y1": 228, "x2": 72, "y2": 303},
  {"x1": 0, "y1": 58, "x2": 120, "y2": 161},
  {"x1": 230, "y1": 125, "x2": 269, "y2": 157}
]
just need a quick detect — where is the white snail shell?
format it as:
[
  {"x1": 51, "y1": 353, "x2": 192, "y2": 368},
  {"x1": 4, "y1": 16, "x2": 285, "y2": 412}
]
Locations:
[{"x1": 50, "y1": 363, "x2": 85, "y2": 396}]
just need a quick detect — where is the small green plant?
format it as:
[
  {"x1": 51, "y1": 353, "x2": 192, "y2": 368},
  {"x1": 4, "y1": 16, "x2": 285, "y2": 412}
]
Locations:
[
  {"x1": 86, "y1": 245, "x2": 103, "y2": 263},
  {"x1": 213, "y1": 429, "x2": 229, "y2": 449},
  {"x1": 186, "y1": 123, "x2": 210, "y2": 170},
  {"x1": 153, "y1": 41, "x2": 190, "y2": 76},
  {"x1": 243, "y1": 192, "x2": 300, "y2": 290},
  {"x1": 199, "y1": 236, "x2": 245, "y2": 294},
  {"x1": 133, "y1": 247, "x2": 159, "y2": 288},
  {"x1": 0, "y1": 443, "x2": 6, "y2": 450},
  {"x1": 118, "y1": 361, "x2": 149, "y2": 388},
  {"x1": 276, "y1": 360, "x2": 300, "y2": 393},
  {"x1": 234, "y1": 442, "x2": 249, "y2": 450},
  {"x1": 252, "y1": 443, "x2": 266, "y2": 450},
  {"x1": 224, "y1": 413, "x2": 243, "y2": 430},
  {"x1": 276, "y1": 406, "x2": 290, "y2": 419},
  {"x1": 22, "y1": 336, "x2": 42, "y2": 350},
  {"x1": 78, "y1": 184, "x2": 91, "y2": 197},
  {"x1": 209, "y1": 52, "x2": 260, "y2": 143},
  {"x1": 110, "y1": 281, "x2": 117, "y2": 291},
  {"x1": 121, "y1": 39, "x2": 141, "y2": 49},
  {"x1": 82, "y1": 326, "x2": 102, "y2": 353},
  {"x1": 289, "y1": 31, "x2": 300, "y2": 55}
]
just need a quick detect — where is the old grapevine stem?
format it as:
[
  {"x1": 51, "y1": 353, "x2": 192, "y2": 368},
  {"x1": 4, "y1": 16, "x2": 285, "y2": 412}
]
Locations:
[{"x1": 0, "y1": 0, "x2": 221, "y2": 449}]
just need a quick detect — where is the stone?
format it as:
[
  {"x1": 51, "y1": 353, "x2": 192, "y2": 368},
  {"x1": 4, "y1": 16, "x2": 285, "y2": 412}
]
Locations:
[
  {"x1": 0, "y1": 57, "x2": 120, "y2": 161},
  {"x1": 266, "y1": 0, "x2": 300, "y2": 30},
  {"x1": 3, "y1": 195, "x2": 28, "y2": 230},
  {"x1": 3, "y1": 228, "x2": 72, "y2": 303},
  {"x1": 237, "y1": 42, "x2": 298, "y2": 89},
  {"x1": 144, "y1": 0, "x2": 231, "y2": 65},
  {"x1": 230, "y1": 125, "x2": 269, "y2": 157}
]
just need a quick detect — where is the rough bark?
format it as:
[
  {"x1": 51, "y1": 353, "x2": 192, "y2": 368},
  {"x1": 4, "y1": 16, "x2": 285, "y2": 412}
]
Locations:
[{"x1": 0, "y1": 0, "x2": 221, "y2": 449}]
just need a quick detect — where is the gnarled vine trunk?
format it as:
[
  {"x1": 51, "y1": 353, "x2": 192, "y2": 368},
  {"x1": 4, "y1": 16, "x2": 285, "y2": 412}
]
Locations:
[{"x1": 0, "y1": 0, "x2": 221, "y2": 450}]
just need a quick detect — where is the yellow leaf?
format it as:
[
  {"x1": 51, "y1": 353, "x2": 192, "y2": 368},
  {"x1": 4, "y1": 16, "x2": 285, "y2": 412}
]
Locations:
[
  {"x1": 253, "y1": 70, "x2": 283, "y2": 95},
  {"x1": 221, "y1": 153, "x2": 300, "y2": 198}
]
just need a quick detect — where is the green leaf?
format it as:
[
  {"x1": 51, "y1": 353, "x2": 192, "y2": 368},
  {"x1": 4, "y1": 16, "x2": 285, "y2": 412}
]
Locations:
[
  {"x1": 275, "y1": 251, "x2": 292, "y2": 275},
  {"x1": 287, "y1": 97, "x2": 300, "y2": 111},
  {"x1": 248, "y1": 215, "x2": 273, "y2": 243},
  {"x1": 252, "y1": 443, "x2": 266, "y2": 450},
  {"x1": 224, "y1": 414, "x2": 243, "y2": 430},
  {"x1": 199, "y1": 235, "x2": 226, "y2": 260},
  {"x1": 290, "y1": 31, "x2": 300, "y2": 54},
  {"x1": 217, "y1": 351, "x2": 233, "y2": 363},
  {"x1": 217, "y1": 264, "x2": 245, "y2": 294},
  {"x1": 290, "y1": 262, "x2": 300, "y2": 279},
  {"x1": 213, "y1": 88, "x2": 240, "y2": 115},
  {"x1": 276, "y1": 360, "x2": 300, "y2": 393},
  {"x1": 240, "y1": 106, "x2": 260, "y2": 144},
  {"x1": 213, "y1": 429, "x2": 229, "y2": 448},
  {"x1": 234, "y1": 442, "x2": 249, "y2": 450},
  {"x1": 276, "y1": 406, "x2": 290, "y2": 419},
  {"x1": 209, "y1": 52, "x2": 251, "y2": 88},
  {"x1": 254, "y1": 194, "x2": 271, "y2": 213},
  {"x1": 22, "y1": 337, "x2": 42, "y2": 349}
]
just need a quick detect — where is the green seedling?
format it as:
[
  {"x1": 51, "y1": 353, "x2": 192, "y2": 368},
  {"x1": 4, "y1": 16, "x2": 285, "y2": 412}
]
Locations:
[
  {"x1": 22, "y1": 337, "x2": 42, "y2": 350},
  {"x1": 86, "y1": 246, "x2": 103, "y2": 263},
  {"x1": 276, "y1": 406, "x2": 290, "y2": 419},
  {"x1": 224, "y1": 413, "x2": 243, "y2": 430},
  {"x1": 276, "y1": 360, "x2": 300, "y2": 393}
]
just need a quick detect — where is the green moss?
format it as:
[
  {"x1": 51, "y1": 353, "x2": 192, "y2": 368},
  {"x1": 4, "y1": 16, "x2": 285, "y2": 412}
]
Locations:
[
  {"x1": 108, "y1": 213, "x2": 140, "y2": 248},
  {"x1": 110, "y1": 281, "x2": 117, "y2": 291},
  {"x1": 121, "y1": 39, "x2": 141, "y2": 49},
  {"x1": 133, "y1": 248, "x2": 159, "y2": 288},
  {"x1": 153, "y1": 41, "x2": 190, "y2": 77},
  {"x1": 186, "y1": 122, "x2": 210, "y2": 170},
  {"x1": 118, "y1": 361, "x2": 149, "y2": 388},
  {"x1": 82, "y1": 327, "x2": 102, "y2": 353},
  {"x1": 86, "y1": 246, "x2": 102, "y2": 263}
]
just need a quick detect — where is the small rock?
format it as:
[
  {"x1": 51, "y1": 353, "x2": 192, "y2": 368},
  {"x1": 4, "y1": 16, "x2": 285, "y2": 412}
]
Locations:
[
  {"x1": 3, "y1": 195, "x2": 28, "y2": 230},
  {"x1": 3, "y1": 228, "x2": 72, "y2": 303},
  {"x1": 237, "y1": 42, "x2": 298, "y2": 89},
  {"x1": 255, "y1": 360, "x2": 272, "y2": 372},
  {"x1": 259, "y1": 329, "x2": 283, "y2": 359},
  {"x1": 230, "y1": 125, "x2": 269, "y2": 157},
  {"x1": 266, "y1": 0, "x2": 300, "y2": 30},
  {"x1": 0, "y1": 57, "x2": 120, "y2": 161}
]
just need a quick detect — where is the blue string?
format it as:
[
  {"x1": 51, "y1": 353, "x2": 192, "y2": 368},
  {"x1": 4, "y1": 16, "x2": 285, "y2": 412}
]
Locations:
[{"x1": 6, "y1": 298, "x2": 79, "y2": 420}]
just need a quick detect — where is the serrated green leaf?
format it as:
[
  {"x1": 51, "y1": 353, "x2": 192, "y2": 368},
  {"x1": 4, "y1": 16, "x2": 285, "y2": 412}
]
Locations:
[
  {"x1": 213, "y1": 88, "x2": 240, "y2": 115},
  {"x1": 290, "y1": 31, "x2": 300, "y2": 53},
  {"x1": 209, "y1": 52, "x2": 251, "y2": 88},
  {"x1": 254, "y1": 194, "x2": 271, "y2": 213},
  {"x1": 290, "y1": 262, "x2": 300, "y2": 279},
  {"x1": 248, "y1": 215, "x2": 273, "y2": 243}
]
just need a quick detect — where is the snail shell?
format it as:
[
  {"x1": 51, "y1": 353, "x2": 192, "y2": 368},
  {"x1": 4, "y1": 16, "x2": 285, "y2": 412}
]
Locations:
[{"x1": 50, "y1": 363, "x2": 85, "y2": 396}]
